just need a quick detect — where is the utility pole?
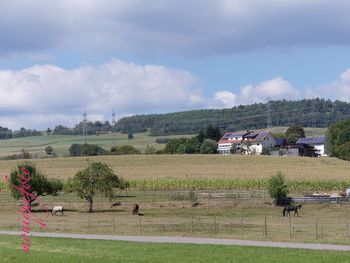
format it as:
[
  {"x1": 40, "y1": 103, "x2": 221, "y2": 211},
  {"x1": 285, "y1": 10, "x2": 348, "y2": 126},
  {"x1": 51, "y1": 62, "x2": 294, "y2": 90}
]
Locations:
[
  {"x1": 83, "y1": 108, "x2": 87, "y2": 143},
  {"x1": 112, "y1": 106, "x2": 117, "y2": 147},
  {"x1": 267, "y1": 98, "x2": 272, "y2": 130}
]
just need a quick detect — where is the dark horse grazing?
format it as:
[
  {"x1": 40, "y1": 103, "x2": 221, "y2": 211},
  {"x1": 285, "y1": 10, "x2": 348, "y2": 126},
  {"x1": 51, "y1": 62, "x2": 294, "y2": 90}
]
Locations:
[{"x1": 283, "y1": 204, "x2": 302, "y2": 217}]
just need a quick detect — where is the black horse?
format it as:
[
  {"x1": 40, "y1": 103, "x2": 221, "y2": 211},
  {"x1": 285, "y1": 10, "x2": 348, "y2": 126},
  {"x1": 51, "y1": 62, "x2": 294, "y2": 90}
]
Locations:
[{"x1": 283, "y1": 204, "x2": 302, "y2": 217}]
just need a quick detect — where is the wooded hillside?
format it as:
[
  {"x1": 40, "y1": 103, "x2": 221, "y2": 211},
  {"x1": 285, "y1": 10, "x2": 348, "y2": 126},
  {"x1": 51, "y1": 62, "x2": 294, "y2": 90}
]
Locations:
[{"x1": 115, "y1": 98, "x2": 350, "y2": 135}]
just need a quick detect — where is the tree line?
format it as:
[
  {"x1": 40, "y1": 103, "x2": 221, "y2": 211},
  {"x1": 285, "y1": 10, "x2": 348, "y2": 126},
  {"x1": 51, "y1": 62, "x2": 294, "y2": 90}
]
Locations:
[
  {"x1": 0, "y1": 127, "x2": 42, "y2": 140},
  {"x1": 115, "y1": 98, "x2": 350, "y2": 135}
]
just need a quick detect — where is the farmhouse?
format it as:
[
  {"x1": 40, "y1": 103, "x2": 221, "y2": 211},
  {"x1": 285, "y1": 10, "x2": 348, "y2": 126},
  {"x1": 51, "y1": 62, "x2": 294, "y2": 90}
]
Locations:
[
  {"x1": 295, "y1": 136, "x2": 327, "y2": 156},
  {"x1": 217, "y1": 130, "x2": 276, "y2": 155}
]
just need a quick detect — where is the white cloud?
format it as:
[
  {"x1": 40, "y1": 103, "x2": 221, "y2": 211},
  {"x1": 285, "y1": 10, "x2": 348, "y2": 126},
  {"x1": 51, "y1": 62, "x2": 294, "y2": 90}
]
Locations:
[
  {"x1": 0, "y1": 59, "x2": 204, "y2": 129},
  {"x1": 311, "y1": 68, "x2": 350, "y2": 101},
  {"x1": 210, "y1": 91, "x2": 237, "y2": 108},
  {"x1": 1, "y1": 1, "x2": 350, "y2": 57},
  {"x1": 239, "y1": 77, "x2": 300, "y2": 104},
  {"x1": 211, "y1": 77, "x2": 299, "y2": 107}
]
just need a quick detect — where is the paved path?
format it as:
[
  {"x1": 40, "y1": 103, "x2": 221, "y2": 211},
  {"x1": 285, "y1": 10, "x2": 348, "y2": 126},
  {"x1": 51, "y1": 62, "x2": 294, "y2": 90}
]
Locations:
[{"x1": 1, "y1": 230, "x2": 350, "y2": 251}]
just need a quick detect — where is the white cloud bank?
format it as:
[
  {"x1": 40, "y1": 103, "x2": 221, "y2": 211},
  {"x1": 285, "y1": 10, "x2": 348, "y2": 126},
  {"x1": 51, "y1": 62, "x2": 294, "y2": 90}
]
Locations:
[
  {"x1": 1, "y1": 59, "x2": 350, "y2": 129},
  {"x1": 0, "y1": 59, "x2": 203, "y2": 129},
  {"x1": 210, "y1": 77, "x2": 300, "y2": 108}
]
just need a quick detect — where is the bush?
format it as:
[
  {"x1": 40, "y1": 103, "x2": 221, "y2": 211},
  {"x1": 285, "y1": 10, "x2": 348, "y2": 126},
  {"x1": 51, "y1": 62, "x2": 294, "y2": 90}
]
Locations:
[
  {"x1": 45, "y1": 146, "x2": 54, "y2": 155},
  {"x1": 200, "y1": 139, "x2": 217, "y2": 154},
  {"x1": 338, "y1": 141, "x2": 350, "y2": 161},
  {"x1": 144, "y1": 145, "x2": 156, "y2": 154},
  {"x1": 261, "y1": 147, "x2": 271, "y2": 155},
  {"x1": 267, "y1": 172, "x2": 288, "y2": 206},
  {"x1": 111, "y1": 145, "x2": 141, "y2": 155},
  {"x1": 155, "y1": 138, "x2": 169, "y2": 144},
  {"x1": 69, "y1": 143, "x2": 105, "y2": 156}
]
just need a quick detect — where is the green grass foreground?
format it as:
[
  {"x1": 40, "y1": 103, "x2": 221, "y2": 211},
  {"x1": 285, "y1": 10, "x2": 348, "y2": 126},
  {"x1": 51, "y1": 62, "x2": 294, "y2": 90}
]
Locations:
[{"x1": 1, "y1": 235, "x2": 350, "y2": 263}]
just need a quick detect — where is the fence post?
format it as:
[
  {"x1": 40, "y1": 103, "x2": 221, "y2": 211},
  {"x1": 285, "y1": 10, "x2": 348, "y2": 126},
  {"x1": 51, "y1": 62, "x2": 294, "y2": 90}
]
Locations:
[
  {"x1": 315, "y1": 216, "x2": 318, "y2": 240},
  {"x1": 191, "y1": 216, "x2": 194, "y2": 235},
  {"x1": 139, "y1": 217, "x2": 142, "y2": 234},
  {"x1": 289, "y1": 215, "x2": 292, "y2": 238},
  {"x1": 88, "y1": 219, "x2": 90, "y2": 233},
  {"x1": 347, "y1": 217, "x2": 349, "y2": 239},
  {"x1": 214, "y1": 216, "x2": 217, "y2": 236},
  {"x1": 113, "y1": 217, "x2": 116, "y2": 233},
  {"x1": 240, "y1": 217, "x2": 244, "y2": 238},
  {"x1": 264, "y1": 216, "x2": 267, "y2": 239},
  {"x1": 62, "y1": 219, "x2": 65, "y2": 232}
]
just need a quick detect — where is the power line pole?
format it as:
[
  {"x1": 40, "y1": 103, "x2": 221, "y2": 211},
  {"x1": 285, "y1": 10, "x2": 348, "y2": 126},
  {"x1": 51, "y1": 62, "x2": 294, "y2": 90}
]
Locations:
[
  {"x1": 267, "y1": 98, "x2": 272, "y2": 130},
  {"x1": 112, "y1": 106, "x2": 117, "y2": 147},
  {"x1": 83, "y1": 108, "x2": 87, "y2": 143}
]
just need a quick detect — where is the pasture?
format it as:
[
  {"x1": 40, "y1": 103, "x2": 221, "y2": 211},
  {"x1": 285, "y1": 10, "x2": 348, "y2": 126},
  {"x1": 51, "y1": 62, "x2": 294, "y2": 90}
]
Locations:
[
  {"x1": 2, "y1": 191, "x2": 350, "y2": 244},
  {"x1": 1, "y1": 235, "x2": 350, "y2": 263}
]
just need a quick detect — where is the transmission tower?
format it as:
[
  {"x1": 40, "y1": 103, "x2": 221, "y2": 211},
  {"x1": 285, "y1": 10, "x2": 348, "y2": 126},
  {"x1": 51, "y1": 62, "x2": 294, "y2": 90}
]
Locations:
[
  {"x1": 112, "y1": 106, "x2": 117, "y2": 147},
  {"x1": 83, "y1": 108, "x2": 87, "y2": 143},
  {"x1": 112, "y1": 106, "x2": 116, "y2": 125},
  {"x1": 266, "y1": 98, "x2": 272, "y2": 130}
]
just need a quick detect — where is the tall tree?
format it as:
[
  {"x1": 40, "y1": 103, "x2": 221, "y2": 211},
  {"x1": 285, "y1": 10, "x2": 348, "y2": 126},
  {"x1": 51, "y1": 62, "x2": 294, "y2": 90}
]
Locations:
[
  {"x1": 205, "y1": 125, "x2": 222, "y2": 142},
  {"x1": 285, "y1": 125, "x2": 305, "y2": 144},
  {"x1": 65, "y1": 162, "x2": 129, "y2": 213},
  {"x1": 327, "y1": 118, "x2": 350, "y2": 159},
  {"x1": 9, "y1": 162, "x2": 63, "y2": 210}
]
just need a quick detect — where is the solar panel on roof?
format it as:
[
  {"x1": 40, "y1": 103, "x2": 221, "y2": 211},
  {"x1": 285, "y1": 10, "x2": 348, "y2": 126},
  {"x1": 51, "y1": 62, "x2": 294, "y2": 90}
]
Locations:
[{"x1": 296, "y1": 136, "x2": 326, "y2": 145}]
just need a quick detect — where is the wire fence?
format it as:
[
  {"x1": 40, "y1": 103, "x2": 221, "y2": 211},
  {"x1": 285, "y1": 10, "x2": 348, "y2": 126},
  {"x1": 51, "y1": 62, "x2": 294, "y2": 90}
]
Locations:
[
  {"x1": 2, "y1": 190, "x2": 350, "y2": 243},
  {"x1": 2, "y1": 215, "x2": 350, "y2": 243}
]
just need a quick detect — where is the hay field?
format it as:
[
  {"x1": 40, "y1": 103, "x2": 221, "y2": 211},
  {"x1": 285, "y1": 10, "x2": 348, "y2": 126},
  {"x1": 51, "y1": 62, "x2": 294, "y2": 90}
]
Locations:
[{"x1": 0, "y1": 154, "x2": 349, "y2": 181}]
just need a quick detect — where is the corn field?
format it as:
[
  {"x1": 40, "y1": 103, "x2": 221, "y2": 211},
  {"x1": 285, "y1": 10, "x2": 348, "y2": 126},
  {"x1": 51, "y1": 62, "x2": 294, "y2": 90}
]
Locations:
[{"x1": 129, "y1": 179, "x2": 350, "y2": 192}]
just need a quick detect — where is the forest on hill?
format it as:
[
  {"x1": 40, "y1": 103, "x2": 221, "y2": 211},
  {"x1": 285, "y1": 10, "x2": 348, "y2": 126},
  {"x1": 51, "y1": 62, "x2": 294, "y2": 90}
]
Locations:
[{"x1": 115, "y1": 98, "x2": 350, "y2": 136}]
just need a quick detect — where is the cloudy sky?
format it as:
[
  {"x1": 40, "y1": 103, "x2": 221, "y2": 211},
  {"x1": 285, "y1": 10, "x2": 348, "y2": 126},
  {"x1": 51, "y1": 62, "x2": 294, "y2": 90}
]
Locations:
[{"x1": 1, "y1": 0, "x2": 350, "y2": 129}]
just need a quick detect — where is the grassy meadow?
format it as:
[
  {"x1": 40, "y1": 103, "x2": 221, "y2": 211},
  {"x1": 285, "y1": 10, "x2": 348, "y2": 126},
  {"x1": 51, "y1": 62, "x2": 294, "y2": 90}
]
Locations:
[
  {"x1": 2, "y1": 190, "x2": 350, "y2": 244},
  {"x1": 0, "y1": 131, "x2": 194, "y2": 157},
  {"x1": 1, "y1": 235, "x2": 350, "y2": 263},
  {"x1": 0, "y1": 126, "x2": 326, "y2": 158}
]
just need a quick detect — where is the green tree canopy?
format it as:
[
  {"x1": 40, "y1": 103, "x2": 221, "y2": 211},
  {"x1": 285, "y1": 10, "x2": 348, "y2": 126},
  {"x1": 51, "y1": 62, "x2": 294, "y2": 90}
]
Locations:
[
  {"x1": 9, "y1": 162, "x2": 63, "y2": 210},
  {"x1": 200, "y1": 139, "x2": 217, "y2": 154},
  {"x1": 110, "y1": 145, "x2": 141, "y2": 155},
  {"x1": 327, "y1": 118, "x2": 350, "y2": 160},
  {"x1": 65, "y1": 161, "x2": 129, "y2": 212},
  {"x1": 45, "y1": 146, "x2": 54, "y2": 155},
  {"x1": 285, "y1": 125, "x2": 305, "y2": 144},
  {"x1": 267, "y1": 172, "x2": 288, "y2": 206}
]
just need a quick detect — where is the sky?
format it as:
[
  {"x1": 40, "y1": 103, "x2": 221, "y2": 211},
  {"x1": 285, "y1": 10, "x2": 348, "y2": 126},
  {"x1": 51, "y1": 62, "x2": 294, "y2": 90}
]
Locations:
[{"x1": 1, "y1": 0, "x2": 350, "y2": 129}]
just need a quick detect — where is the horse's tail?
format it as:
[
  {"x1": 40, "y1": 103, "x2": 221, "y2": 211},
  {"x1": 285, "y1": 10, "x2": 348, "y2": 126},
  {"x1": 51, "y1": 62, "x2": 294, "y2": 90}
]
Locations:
[{"x1": 282, "y1": 207, "x2": 286, "y2": 217}]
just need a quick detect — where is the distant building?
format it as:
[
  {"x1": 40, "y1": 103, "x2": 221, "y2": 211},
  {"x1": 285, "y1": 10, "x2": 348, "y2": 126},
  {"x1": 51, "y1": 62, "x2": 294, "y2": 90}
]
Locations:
[
  {"x1": 280, "y1": 143, "x2": 318, "y2": 157},
  {"x1": 296, "y1": 136, "x2": 327, "y2": 156},
  {"x1": 217, "y1": 130, "x2": 276, "y2": 155},
  {"x1": 217, "y1": 131, "x2": 250, "y2": 154}
]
